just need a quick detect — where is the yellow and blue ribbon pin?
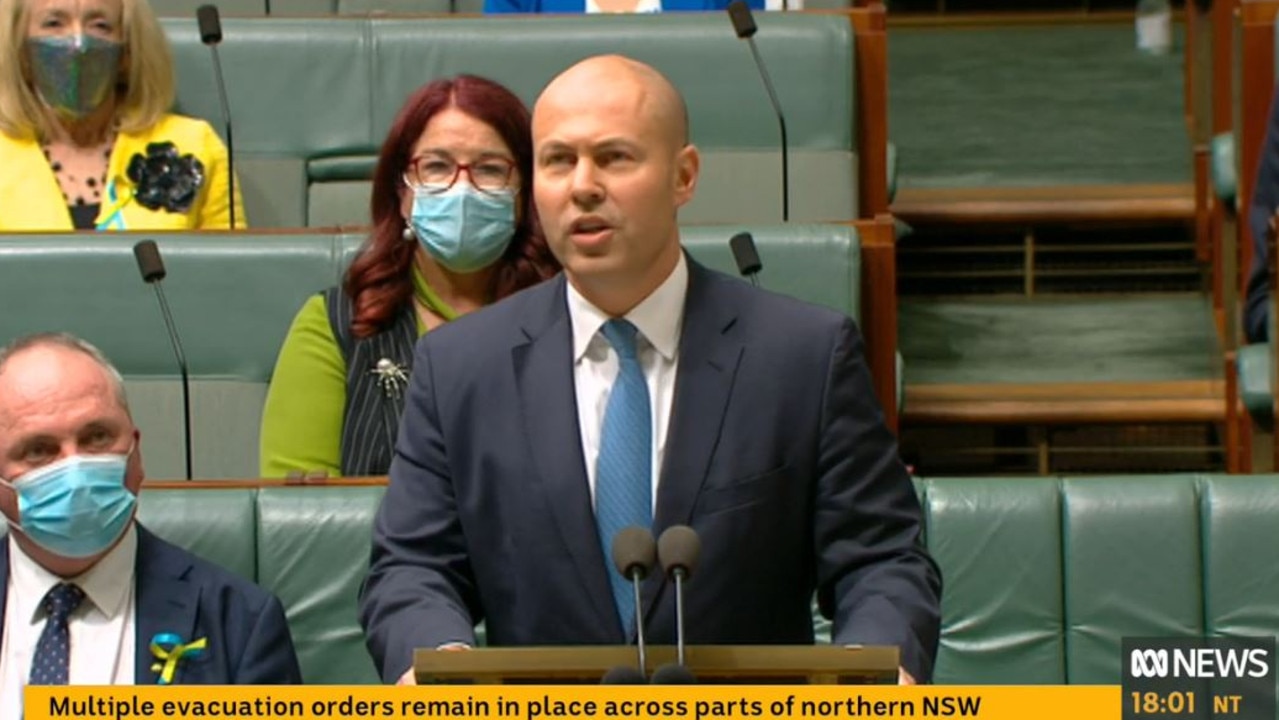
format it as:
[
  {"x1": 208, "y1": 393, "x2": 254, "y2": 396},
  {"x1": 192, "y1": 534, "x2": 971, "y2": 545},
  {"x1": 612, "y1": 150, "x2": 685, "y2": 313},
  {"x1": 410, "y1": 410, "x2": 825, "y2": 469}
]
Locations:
[{"x1": 149, "y1": 632, "x2": 208, "y2": 684}]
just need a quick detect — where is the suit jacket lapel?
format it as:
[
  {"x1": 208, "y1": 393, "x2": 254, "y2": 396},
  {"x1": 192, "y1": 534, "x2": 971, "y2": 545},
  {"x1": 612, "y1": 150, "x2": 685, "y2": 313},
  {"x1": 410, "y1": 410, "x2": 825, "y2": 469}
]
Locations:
[
  {"x1": 0, "y1": 540, "x2": 8, "y2": 647},
  {"x1": 133, "y1": 525, "x2": 199, "y2": 685},
  {"x1": 513, "y1": 276, "x2": 621, "y2": 638},
  {"x1": 643, "y1": 261, "x2": 744, "y2": 617}
]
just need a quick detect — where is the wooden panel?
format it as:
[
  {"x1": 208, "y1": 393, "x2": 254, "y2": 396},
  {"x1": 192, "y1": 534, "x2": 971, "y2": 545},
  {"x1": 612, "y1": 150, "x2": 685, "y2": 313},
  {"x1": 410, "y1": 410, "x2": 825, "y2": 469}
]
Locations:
[
  {"x1": 892, "y1": 184, "x2": 1195, "y2": 226},
  {"x1": 904, "y1": 379, "x2": 1226, "y2": 424},
  {"x1": 855, "y1": 215, "x2": 898, "y2": 432},
  {"x1": 143, "y1": 477, "x2": 389, "y2": 489},
  {"x1": 850, "y1": 4, "x2": 889, "y2": 217}
]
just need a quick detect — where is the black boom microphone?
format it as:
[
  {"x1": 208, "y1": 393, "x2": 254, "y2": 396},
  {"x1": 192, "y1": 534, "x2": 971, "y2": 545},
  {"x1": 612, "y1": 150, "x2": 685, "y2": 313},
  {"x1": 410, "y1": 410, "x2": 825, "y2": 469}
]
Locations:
[
  {"x1": 730, "y1": 232, "x2": 762, "y2": 287},
  {"x1": 609, "y1": 526, "x2": 658, "y2": 681},
  {"x1": 132, "y1": 240, "x2": 193, "y2": 481},
  {"x1": 197, "y1": 5, "x2": 237, "y2": 229},
  {"x1": 654, "y1": 525, "x2": 701, "y2": 683},
  {"x1": 728, "y1": 0, "x2": 789, "y2": 222}
]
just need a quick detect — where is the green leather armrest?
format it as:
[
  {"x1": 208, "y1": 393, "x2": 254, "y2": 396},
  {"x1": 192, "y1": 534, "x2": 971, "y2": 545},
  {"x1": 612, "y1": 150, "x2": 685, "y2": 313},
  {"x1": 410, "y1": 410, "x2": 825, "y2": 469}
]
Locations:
[
  {"x1": 1211, "y1": 133, "x2": 1237, "y2": 208},
  {"x1": 1237, "y1": 343, "x2": 1272, "y2": 421}
]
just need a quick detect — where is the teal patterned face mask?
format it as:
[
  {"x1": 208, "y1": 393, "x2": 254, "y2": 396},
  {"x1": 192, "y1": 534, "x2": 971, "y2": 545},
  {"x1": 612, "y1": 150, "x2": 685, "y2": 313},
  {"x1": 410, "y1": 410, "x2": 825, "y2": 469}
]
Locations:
[{"x1": 25, "y1": 34, "x2": 123, "y2": 120}]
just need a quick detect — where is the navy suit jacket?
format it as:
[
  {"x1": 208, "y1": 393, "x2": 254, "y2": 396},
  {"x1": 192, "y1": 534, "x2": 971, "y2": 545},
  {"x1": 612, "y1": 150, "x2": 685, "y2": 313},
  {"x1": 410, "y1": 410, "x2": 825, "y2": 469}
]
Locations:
[
  {"x1": 359, "y1": 259, "x2": 941, "y2": 682},
  {"x1": 1244, "y1": 83, "x2": 1279, "y2": 343},
  {"x1": 0, "y1": 524, "x2": 302, "y2": 685}
]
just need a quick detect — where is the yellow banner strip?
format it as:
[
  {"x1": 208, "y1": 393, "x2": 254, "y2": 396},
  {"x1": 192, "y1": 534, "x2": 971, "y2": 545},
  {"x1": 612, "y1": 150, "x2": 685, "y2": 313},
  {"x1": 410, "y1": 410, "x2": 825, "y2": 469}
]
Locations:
[{"x1": 26, "y1": 685, "x2": 1120, "y2": 720}]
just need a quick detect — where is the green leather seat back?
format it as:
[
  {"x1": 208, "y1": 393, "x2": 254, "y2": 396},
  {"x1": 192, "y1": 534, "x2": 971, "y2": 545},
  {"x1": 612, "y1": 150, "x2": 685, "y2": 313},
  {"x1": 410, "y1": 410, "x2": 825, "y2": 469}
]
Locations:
[
  {"x1": 1201, "y1": 475, "x2": 1279, "y2": 637},
  {"x1": 1236, "y1": 343, "x2": 1271, "y2": 421},
  {"x1": 0, "y1": 233, "x2": 342, "y2": 479},
  {"x1": 151, "y1": 0, "x2": 268, "y2": 15},
  {"x1": 161, "y1": 13, "x2": 857, "y2": 228},
  {"x1": 256, "y1": 486, "x2": 384, "y2": 684},
  {"x1": 339, "y1": 224, "x2": 861, "y2": 322},
  {"x1": 680, "y1": 224, "x2": 861, "y2": 322},
  {"x1": 137, "y1": 487, "x2": 258, "y2": 583},
  {"x1": 1061, "y1": 475, "x2": 1203, "y2": 683},
  {"x1": 922, "y1": 477, "x2": 1065, "y2": 684},
  {"x1": 164, "y1": 18, "x2": 374, "y2": 228}
]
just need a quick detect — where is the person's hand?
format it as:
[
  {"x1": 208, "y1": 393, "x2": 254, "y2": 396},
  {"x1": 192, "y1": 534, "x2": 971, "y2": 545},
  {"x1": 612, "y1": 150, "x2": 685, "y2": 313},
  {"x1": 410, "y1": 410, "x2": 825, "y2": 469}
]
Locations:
[
  {"x1": 898, "y1": 667, "x2": 916, "y2": 685},
  {"x1": 397, "y1": 668, "x2": 417, "y2": 685}
]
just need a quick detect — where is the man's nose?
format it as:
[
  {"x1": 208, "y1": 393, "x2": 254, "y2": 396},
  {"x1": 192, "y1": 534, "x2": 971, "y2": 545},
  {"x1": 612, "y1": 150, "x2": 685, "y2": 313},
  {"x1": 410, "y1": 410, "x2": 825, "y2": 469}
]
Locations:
[{"x1": 569, "y1": 160, "x2": 603, "y2": 206}]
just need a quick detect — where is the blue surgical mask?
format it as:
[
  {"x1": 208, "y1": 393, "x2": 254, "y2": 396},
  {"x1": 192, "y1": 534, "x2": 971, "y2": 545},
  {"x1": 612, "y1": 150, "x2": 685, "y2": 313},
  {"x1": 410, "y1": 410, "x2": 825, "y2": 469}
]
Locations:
[
  {"x1": 1, "y1": 449, "x2": 136, "y2": 559},
  {"x1": 409, "y1": 184, "x2": 517, "y2": 274}
]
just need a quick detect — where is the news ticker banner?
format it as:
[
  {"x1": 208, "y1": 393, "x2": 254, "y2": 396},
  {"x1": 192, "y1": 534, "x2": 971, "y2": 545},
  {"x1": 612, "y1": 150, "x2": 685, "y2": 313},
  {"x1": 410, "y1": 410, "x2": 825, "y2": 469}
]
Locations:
[
  {"x1": 28, "y1": 686, "x2": 1114, "y2": 720},
  {"x1": 22, "y1": 636, "x2": 1278, "y2": 720}
]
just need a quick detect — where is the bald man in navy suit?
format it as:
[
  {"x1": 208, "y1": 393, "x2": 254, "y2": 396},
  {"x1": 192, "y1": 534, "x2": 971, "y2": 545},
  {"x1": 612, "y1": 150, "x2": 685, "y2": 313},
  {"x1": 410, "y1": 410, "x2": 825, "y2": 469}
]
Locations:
[{"x1": 360, "y1": 56, "x2": 941, "y2": 685}]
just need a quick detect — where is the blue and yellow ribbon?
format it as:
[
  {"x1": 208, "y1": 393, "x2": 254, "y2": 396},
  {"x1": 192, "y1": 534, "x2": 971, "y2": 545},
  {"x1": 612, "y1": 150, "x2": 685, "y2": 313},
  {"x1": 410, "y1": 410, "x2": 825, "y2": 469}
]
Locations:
[
  {"x1": 149, "y1": 632, "x2": 207, "y2": 685},
  {"x1": 95, "y1": 178, "x2": 131, "y2": 231}
]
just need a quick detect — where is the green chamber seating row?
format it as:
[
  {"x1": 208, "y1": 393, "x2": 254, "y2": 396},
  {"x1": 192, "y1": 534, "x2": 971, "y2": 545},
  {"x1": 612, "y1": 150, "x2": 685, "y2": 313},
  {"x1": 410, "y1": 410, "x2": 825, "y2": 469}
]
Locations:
[
  {"x1": 111, "y1": 474, "x2": 1279, "y2": 684},
  {"x1": 0, "y1": 226, "x2": 861, "y2": 480},
  {"x1": 154, "y1": 0, "x2": 856, "y2": 15},
  {"x1": 159, "y1": 13, "x2": 861, "y2": 228}
]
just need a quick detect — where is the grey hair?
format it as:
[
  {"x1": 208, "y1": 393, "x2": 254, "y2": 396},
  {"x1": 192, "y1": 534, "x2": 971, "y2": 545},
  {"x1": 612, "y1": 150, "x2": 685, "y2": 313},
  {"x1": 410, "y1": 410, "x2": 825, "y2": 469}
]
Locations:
[{"x1": 0, "y1": 332, "x2": 131, "y2": 414}]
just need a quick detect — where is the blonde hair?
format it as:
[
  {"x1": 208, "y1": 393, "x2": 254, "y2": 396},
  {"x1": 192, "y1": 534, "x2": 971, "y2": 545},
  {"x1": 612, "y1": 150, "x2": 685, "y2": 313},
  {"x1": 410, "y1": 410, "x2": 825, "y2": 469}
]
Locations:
[{"x1": 0, "y1": 0, "x2": 175, "y2": 141}]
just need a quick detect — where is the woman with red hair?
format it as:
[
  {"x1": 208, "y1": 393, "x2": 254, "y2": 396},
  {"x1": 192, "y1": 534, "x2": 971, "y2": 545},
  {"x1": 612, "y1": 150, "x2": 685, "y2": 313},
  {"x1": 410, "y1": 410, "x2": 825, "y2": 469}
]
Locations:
[{"x1": 260, "y1": 75, "x2": 560, "y2": 477}]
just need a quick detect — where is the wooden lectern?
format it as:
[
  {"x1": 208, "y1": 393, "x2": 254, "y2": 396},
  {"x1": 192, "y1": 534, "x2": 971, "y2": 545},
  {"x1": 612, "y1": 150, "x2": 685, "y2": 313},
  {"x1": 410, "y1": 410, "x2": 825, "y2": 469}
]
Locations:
[{"x1": 414, "y1": 645, "x2": 899, "y2": 684}]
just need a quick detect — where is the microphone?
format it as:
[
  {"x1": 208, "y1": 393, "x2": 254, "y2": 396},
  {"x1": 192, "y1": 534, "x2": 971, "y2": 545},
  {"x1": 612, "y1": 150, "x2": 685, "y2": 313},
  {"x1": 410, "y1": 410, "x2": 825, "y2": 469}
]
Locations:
[
  {"x1": 600, "y1": 666, "x2": 648, "y2": 684},
  {"x1": 132, "y1": 240, "x2": 193, "y2": 481},
  {"x1": 655, "y1": 525, "x2": 701, "y2": 682},
  {"x1": 728, "y1": 0, "x2": 789, "y2": 222},
  {"x1": 730, "y1": 232, "x2": 762, "y2": 287},
  {"x1": 609, "y1": 526, "x2": 657, "y2": 681},
  {"x1": 197, "y1": 5, "x2": 237, "y2": 230}
]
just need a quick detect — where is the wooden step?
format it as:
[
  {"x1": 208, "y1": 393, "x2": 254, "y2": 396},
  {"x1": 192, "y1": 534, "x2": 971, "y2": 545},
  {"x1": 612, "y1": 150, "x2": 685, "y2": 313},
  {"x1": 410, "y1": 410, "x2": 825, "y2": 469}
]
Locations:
[
  {"x1": 892, "y1": 183, "x2": 1194, "y2": 226},
  {"x1": 903, "y1": 379, "x2": 1225, "y2": 425}
]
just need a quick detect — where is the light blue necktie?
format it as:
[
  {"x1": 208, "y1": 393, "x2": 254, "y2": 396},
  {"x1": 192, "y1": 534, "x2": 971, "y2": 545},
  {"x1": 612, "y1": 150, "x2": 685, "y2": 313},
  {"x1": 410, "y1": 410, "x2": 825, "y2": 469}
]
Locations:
[{"x1": 595, "y1": 319, "x2": 653, "y2": 631}]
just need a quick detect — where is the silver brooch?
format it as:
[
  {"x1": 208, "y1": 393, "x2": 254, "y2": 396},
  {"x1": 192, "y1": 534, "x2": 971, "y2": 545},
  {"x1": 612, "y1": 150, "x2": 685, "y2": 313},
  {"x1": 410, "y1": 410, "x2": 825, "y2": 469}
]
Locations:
[{"x1": 371, "y1": 358, "x2": 410, "y2": 399}]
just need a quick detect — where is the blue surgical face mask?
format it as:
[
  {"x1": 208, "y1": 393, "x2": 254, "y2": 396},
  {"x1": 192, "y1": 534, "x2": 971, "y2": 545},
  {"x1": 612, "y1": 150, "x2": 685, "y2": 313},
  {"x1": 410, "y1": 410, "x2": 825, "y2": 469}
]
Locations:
[
  {"x1": 1, "y1": 448, "x2": 137, "y2": 559},
  {"x1": 409, "y1": 183, "x2": 517, "y2": 274}
]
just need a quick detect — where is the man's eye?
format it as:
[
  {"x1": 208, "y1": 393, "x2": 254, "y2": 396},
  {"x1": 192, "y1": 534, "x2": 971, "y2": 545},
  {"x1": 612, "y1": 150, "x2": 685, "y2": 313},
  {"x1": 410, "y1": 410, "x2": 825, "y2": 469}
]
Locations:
[{"x1": 21, "y1": 446, "x2": 54, "y2": 464}]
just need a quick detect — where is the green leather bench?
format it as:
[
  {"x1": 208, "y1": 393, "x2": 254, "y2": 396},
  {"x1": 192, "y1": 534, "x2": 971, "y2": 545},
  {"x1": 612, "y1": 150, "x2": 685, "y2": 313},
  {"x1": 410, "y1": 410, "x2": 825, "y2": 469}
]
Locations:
[
  {"x1": 112, "y1": 473, "x2": 1279, "y2": 684},
  {"x1": 158, "y1": 12, "x2": 869, "y2": 228},
  {"x1": 0, "y1": 225, "x2": 866, "y2": 479},
  {"x1": 147, "y1": 0, "x2": 856, "y2": 17}
]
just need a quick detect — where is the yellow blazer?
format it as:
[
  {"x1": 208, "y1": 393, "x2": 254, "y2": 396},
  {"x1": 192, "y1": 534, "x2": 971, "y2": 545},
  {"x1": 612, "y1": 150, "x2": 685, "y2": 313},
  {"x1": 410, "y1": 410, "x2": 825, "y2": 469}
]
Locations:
[{"x1": 0, "y1": 113, "x2": 244, "y2": 231}]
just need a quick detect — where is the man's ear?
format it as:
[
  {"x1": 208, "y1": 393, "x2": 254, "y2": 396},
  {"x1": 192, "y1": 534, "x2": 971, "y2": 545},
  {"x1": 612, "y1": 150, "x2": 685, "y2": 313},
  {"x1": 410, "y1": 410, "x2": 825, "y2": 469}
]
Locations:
[
  {"x1": 673, "y1": 143, "x2": 700, "y2": 209},
  {"x1": 126, "y1": 427, "x2": 145, "y2": 492}
]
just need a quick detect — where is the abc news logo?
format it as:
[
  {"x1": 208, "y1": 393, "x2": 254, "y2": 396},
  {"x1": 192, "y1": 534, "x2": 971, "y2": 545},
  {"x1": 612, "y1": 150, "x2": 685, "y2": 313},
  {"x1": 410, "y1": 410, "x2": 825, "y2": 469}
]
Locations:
[{"x1": 1130, "y1": 647, "x2": 1271, "y2": 679}]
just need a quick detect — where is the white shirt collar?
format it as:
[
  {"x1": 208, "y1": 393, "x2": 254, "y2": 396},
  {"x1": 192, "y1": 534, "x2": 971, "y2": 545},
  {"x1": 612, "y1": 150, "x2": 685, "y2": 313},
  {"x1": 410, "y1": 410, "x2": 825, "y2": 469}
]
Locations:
[
  {"x1": 8, "y1": 522, "x2": 138, "y2": 623},
  {"x1": 567, "y1": 252, "x2": 688, "y2": 363}
]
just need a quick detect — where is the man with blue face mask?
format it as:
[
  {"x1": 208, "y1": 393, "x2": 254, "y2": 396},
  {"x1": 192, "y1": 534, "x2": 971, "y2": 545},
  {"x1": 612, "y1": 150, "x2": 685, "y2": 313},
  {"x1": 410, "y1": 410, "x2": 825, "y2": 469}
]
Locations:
[{"x1": 0, "y1": 333, "x2": 300, "y2": 715}]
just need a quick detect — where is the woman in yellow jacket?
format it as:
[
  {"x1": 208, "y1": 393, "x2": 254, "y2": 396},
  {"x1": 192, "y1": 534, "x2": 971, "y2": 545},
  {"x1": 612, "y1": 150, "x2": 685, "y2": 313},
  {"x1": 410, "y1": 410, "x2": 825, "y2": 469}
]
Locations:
[{"x1": 0, "y1": 0, "x2": 242, "y2": 230}]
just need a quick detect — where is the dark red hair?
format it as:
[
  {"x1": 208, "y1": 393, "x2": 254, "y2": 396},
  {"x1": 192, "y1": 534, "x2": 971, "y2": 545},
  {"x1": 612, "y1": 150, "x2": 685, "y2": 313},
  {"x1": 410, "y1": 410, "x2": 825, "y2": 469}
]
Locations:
[{"x1": 344, "y1": 75, "x2": 560, "y2": 338}]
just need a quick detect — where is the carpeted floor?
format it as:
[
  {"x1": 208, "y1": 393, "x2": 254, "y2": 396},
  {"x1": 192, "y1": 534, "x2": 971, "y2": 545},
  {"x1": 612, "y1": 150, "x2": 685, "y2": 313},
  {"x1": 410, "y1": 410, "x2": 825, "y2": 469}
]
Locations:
[
  {"x1": 889, "y1": 23, "x2": 1190, "y2": 188},
  {"x1": 899, "y1": 294, "x2": 1220, "y2": 384}
]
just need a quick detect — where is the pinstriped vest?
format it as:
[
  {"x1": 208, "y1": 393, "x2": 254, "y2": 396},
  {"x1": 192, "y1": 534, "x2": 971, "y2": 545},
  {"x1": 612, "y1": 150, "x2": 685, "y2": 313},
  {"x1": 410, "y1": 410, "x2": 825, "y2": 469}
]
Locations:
[{"x1": 323, "y1": 287, "x2": 418, "y2": 476}]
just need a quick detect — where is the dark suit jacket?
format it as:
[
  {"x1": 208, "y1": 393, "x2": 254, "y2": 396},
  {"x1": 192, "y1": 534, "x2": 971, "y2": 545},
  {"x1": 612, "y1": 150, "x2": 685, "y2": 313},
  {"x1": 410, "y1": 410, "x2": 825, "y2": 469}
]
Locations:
[
  {"x1": 359, "y1": 259, "x2": 941, "y2": 682},
  {"x1": 0, "y1": 524, "x2": 302, "y2": 685},
  {"x1": 1244, "y1": 83, "x2": 1279, "y2": 343}
]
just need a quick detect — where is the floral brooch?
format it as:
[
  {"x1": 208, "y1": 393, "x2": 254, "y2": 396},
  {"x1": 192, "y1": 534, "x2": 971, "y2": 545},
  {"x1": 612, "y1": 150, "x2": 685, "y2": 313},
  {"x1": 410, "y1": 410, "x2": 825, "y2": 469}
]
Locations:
[
  {"x1": 126, "y1": 142, "x2": 205, "y2": 213},
  {"x1": 150, "y1": 632, "x2": 208, "y2": 684}
]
